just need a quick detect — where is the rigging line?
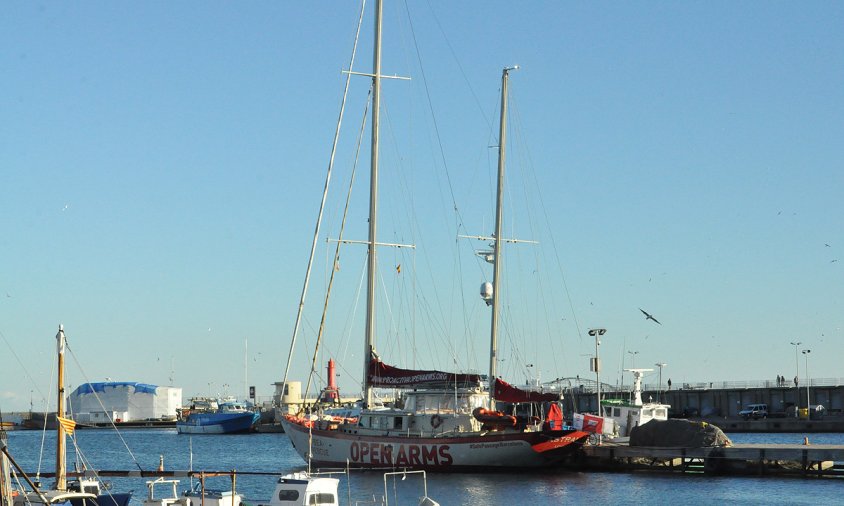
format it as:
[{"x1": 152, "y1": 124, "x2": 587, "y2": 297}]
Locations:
[
  {"x1": 411, "y1": 286, "x2": 461, "y2": 368},
  {"x1": 0, "y1": 328, "x2": 50, "y2": 407},
  {"x1": 508, "y1": 95, "x2": 564, "y2": 371},
  {"x1": 280, "y1": 0, "x2": 368, "y2": 401},
  {"x1": 411, "y1": 245, "x2": 418, "y2": 368},
  {"x1": 65, "y1": 344, "x2": 143, "y2": 472},
  {"x1": 376, "y1": 265, "x2": 398, "y2": 358},
  {"x1": 421, "y1": 0, "x2": 493, "y2": 132},
  {"x1": 401, "y1": 0, "x2": 471, "y2": 240},
  {"x1": 36, "y1": 345, "x2": 57, "y2": 481},
  {"x1": 302, "y1": 87, "x2": 371, "y2": 413},
  {"x1": 509, "y1": 98, "x2": 584, "y2": 346},
  {"x1": 339, "y1": 258, "x2": 368, "y2": 384},
  {"x1": 67, "y1": 437, "x2": 110, "y2": 498}
]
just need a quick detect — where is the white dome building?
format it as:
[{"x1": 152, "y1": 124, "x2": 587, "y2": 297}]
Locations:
[{"x1": 67, "y1": 382, "x2": 182, "y2": 423}]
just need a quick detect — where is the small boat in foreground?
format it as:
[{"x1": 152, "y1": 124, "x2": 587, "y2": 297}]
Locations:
[
  {"x1": 257, "y1": 469, "x2": 439, "y2": 506},
  {"x1": 142, "y1": 478, "x2": 243, "y2": 506}
]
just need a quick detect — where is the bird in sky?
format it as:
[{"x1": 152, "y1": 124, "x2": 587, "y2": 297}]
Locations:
[{"x1": 639, "y1": 308, "x2": 661, "y2": 325}]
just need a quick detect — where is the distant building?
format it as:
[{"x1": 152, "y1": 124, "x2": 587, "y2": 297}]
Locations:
[{"x1": 67, "y1": 382, "x2": 182, "y2": 423}]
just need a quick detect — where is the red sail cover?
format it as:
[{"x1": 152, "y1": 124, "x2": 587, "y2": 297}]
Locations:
[
  {"x1": 368, "y1": 357, "x2": 482, "y2": 388},
  {"x1": 493, "y1": 378, "x2": 561, "y2": 403}
]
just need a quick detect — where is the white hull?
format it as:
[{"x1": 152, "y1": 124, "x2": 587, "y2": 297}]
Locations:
[{"x1": 280, "y1": 418, "x2": 587, "y2": 470}]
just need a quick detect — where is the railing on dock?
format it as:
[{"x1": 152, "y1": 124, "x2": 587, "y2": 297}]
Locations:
[{"x1": 558, "y1": 376, "x2": 844, "y2": 394}]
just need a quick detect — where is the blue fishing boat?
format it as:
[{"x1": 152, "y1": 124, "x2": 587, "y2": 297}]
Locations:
[{"x1": 176, "y1": 401, "x2": 259, "y2": 434}]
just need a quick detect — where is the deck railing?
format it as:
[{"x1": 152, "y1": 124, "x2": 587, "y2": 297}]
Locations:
[{"x1": 560, "y1": 376, "x2": 844, "y2": 394}]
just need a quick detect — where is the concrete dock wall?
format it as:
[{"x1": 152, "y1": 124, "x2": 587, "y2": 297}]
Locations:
[{"x1": 568, "y1": 384, "x2": 844, "y2": 420}]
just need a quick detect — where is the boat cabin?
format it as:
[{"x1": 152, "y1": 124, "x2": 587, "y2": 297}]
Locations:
[
  {"x1": 600, "y1": 369, "x2": 670, "y2": 438},
  {"x1": 601, "y1": 399, "x2": 670, "y2": 437},
  {"x1": 264, "y1": 472, "x2": 339, "y2": 506},
  {"x1": 341, "y1": 389, "x2": 488, "y2": 436},
  {"x1": 14, "y1": 491, "x2": 100, "y2": 506}
]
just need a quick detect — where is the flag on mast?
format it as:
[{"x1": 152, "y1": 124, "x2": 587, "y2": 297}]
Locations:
[{"x1": 57, "y1": 416, "x2": 76, "y2": 435}]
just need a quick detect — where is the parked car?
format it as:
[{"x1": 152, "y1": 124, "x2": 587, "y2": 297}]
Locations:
[{"x1": 739, "y1": 403, "x2": 768, "y2": 420}]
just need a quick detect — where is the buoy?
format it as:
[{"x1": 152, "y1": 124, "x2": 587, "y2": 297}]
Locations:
[{"x1": 803, "y1": 437, "x2": 810, "y2": 446}]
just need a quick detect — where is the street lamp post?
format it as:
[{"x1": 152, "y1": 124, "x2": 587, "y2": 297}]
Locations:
[
  {"x1": 802, "y1": 349, "x2": 811, "y2": 419},
  {"x1": 655, "y1": 363, "x2": 667, "y2": 402},
  {"x1": 588, "y1": 328, "x2": 607, "y2": 418},
  {"x1": 790, "y1": 341, "x2": 802, "y2": 418},
  {"x1": 627, "y1": 350, "x2": 639, "y2": 369}
]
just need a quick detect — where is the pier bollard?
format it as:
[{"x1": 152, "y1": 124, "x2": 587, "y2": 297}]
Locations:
[{"x1": 803, "y1": 437, "x2": 810, "y2": 446}]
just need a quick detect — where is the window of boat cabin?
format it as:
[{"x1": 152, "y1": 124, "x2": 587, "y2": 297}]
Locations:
[
  {"x1": 278, "y1": 489, "x2": 300, "y2": 501},
  {"x1": 307, "y1": 492, "x2": 336, "y2": 505},
  {"x1": 654, "y1": 408, "x2": 667, "y2": 418},
  {"x1": 393, "y1": 416, "x2": 403, "y2": 429},
  {"x1": 642, "y1": 408, "x2": 653, "y2": 418},
  {"x1": 613, "y1": 407, "x2": 621, "y2": 417}
]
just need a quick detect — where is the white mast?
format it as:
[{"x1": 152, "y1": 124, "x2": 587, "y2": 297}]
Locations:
[
  {"x1": 489, "y1": 66, "x2": 517, "y2": 408},
  {"x1": 363, "y1": 0, "x2": 384, "y2": 409},
  {"x1": 625, "y1": 368, "x2": 654, "y2": 406}
]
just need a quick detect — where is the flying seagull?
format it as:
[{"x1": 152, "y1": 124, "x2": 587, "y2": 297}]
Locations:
[{"x1": 639, "y1": 308, "x2": 661, "y2": 325}]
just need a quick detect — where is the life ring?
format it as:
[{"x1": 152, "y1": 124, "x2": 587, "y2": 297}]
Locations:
[{"x1": 430, "y1": 414, "x2": 444, "y2": 429}]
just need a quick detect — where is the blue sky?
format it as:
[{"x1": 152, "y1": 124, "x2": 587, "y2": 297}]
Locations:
[{"x1": 2, "y1": 2, "x2": 842, "y2": 412}]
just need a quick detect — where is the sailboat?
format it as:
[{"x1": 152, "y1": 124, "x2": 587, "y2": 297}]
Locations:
[
  {"x1": 279, "y1": 0, "x2": 589, "y2": 471},
  {"x1": 11, "y1": 326, "x2": 132, "y2": 506}
]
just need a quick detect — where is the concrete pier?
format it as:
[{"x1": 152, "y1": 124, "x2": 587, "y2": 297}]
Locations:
[
  {"x1": 566, "y1": 442, "x2": 844, "y2": 478},
  {"x1": 566, "y1": 380, "x2": 844, "y2": 422}
]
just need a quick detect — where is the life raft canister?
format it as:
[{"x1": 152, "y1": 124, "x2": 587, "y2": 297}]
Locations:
[{"x1": 472, "y1": 407, "x2": 517, "y2": 427}]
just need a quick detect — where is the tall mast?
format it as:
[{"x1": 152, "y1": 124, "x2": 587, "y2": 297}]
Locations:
[
  {"x1": 55, "y1": 325, "x2": 67, "y2": 490},
  {"x1": 489, "y1": 66, "x2": 515, "y2": 408},
  {"x1": 363, "y1": 0, "x2": 383, "y2": 409}
]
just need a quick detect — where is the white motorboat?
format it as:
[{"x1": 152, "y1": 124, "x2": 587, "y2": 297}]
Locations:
[{"x1": 574, "y1": 368, "x2": 670, "y2": 442}]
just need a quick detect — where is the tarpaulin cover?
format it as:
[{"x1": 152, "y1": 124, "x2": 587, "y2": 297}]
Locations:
[
  {"x1": 494, "y1": 378, "x2": 561, "y2": 403},
  {"x1": 367, "y1": 357, "x2": 482, "y2": 388},
  {"x1": 74, "y1": 382, "x2": 158, "y2": 395},
  {"x1": 630, "y1": 419, "x2": 732, "y2": 447}
]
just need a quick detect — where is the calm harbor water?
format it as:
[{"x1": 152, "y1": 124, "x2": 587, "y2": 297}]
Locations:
[{"x1": 5, "y1": 429, "x2": 843, "y2": 505}]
